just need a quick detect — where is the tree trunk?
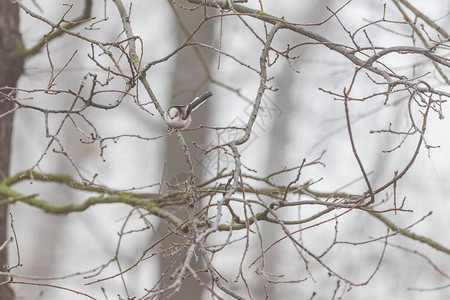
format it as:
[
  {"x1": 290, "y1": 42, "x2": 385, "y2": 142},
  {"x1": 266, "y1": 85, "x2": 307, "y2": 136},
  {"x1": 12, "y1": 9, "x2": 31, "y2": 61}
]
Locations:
[
  {"x1": 158, "y1": 4, "x2": 215, "y2": 299},
  {"x1": 0, "y1": 0, "x2": 24, "y2": 298}
]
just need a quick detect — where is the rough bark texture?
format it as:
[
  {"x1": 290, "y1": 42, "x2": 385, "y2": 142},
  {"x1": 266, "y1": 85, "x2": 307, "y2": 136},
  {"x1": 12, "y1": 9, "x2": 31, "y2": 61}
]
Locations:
[{"x1": 0, "y1": 0, "x2": 24, "y2": 298}]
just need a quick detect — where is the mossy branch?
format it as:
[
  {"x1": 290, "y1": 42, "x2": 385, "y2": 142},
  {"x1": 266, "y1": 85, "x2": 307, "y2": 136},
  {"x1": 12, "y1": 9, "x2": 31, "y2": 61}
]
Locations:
[
  {"x1": 3, "y1": 170, "x2": 449, "y2": 257},
  {"x1": 369, "y1": 211, "x2": 450, "y2": 255}
]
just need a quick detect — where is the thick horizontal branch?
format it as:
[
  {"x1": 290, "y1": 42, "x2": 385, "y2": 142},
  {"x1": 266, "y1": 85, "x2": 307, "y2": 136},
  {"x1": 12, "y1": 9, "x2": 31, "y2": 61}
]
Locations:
[
  {"x1": 1, "y1": 171, "x2": 448, "y2": 259},
  {"x1": 370, "y1": 211, "x2": 450, "y2": 255},
  {"x1": 0, "y1": 171, "x2": 350, "y2": 228},
  {"x1": 3, "y1": 171, "x2": 129, "y2": 195},
  {"x1": 2, "y1": 170, "x2": 351, "y2": 207}
]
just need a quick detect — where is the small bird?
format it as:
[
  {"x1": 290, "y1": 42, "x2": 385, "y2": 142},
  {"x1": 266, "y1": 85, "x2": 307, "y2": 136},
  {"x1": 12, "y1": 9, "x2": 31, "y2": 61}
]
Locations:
[{"x1": 164, "y1": 91, "x2": 214, "y2": 129}]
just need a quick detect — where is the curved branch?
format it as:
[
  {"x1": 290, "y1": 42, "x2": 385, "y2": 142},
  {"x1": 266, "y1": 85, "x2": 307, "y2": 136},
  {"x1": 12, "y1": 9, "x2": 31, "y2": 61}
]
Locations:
[
  {"x1": 366, "y1": 46, "x2": 450, "y2": 68},
  {"x1": 188, "y1": 0, "x2": 393, "y2": 82}
]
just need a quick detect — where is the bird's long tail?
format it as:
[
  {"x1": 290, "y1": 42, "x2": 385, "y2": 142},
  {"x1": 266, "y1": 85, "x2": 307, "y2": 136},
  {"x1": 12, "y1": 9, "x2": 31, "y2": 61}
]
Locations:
[{"x1": 186, "y1": 91, "x2": 214, "y2": 116}]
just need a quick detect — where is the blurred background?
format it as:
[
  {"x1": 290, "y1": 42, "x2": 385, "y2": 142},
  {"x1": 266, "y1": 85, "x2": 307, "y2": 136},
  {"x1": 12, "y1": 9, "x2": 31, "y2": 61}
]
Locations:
[{"x1": 8, "y1": 0, "x2": 450, "y2": 299}]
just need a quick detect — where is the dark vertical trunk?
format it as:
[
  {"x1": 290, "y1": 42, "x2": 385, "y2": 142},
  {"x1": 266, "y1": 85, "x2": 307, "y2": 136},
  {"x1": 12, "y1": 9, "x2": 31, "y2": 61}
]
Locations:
[
  {"x1": 0, "y1": 0, "x2": 24, "y2": 298},
  {"x1": 158, "y1": 5, "x2": 215, "y2": 299}
]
